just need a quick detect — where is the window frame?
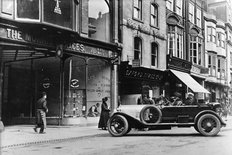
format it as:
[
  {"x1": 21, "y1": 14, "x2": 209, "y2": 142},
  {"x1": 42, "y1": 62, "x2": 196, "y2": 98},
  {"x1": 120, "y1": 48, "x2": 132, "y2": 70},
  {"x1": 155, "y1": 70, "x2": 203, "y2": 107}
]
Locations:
[
  {"x1": 166, "y1": 0, "x2": 174, "y2": 11},
  {"x1": 133, "y1": 0, "x2": 142, "y2": 20},
  {"x1": 207, "y1": 27, "x2": 216, "y2": 43},
  {"x1": 208, "y1": 53, "x2": 217, "y2": 77},
  {"x1": 150, "y1": 3, "x2": 158, "y2": 27},
  {"x1": 175, "y1": 0, "x2": 182, "y2": 16},
  {"x1": 189, "y1": 2, "x2": 194, "y2": 24},
  {"x1": 134, "y1": 37, "x2": 142, "y2": 60},
  {"x1": 196, "y1": 7, "x2": 201, "y2": 28},
  {"x1": 151, "y1": 42, "x2": 158, "y2": 67},
  {"x1": 167, "y1": 25, "x2": 183, "y2": 59},
  {"x1": 217, "y1": 32, "x2": 225, "y2": 48},
  {"x1": 190, "y1": 36, "x2": 202, "y2": 65}
]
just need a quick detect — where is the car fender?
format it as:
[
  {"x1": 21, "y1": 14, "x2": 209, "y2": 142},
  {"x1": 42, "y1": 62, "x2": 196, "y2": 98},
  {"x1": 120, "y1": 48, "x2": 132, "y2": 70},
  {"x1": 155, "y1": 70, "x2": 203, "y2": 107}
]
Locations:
[{"x1": 194, "y1": 110, "x2": 226, "y2": 126}]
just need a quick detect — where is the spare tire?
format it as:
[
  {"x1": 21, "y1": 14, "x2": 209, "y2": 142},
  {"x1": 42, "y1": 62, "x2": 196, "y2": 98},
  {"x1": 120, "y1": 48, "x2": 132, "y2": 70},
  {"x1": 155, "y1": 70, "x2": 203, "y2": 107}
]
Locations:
[{"x1": 140, "y1": 105, "x2": 162, "y2": 124}]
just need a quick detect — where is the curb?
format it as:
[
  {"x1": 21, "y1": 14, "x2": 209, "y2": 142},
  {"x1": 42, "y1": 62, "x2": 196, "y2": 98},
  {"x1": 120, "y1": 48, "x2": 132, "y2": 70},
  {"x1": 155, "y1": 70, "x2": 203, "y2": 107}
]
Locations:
[{"x1": 1, "y1": 133, "x2": 101, "y2": 149}]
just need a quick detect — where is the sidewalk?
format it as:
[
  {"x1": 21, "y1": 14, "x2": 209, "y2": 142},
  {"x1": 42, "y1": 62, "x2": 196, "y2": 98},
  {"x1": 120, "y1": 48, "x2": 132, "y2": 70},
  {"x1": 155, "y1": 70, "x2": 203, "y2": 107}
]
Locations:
[{"x1": 0, "y1": 124, "x2": 107, "y2": 149}]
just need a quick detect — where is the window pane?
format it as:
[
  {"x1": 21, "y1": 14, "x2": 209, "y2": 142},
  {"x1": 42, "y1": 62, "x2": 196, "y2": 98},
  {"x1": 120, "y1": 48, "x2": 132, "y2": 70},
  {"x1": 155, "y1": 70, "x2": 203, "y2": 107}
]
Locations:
[
  {"x1": 2, "y1": 0, "x2": 13, "y2": 15},
  {"x1": 44, "y1": 0, "x2": 73, "y2": 28},
  {"x1": 16, "y1": 0, "x2": 39, "y2": 20},
  {"x1": 88, "y1": 0, "x2": 110, "y2": 42}
]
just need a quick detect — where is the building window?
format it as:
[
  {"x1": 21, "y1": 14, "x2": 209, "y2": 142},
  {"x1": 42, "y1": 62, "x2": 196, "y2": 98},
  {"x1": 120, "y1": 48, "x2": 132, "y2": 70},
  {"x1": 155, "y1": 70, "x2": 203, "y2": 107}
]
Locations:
[
  {"x1": 166, "y1": 0, "x2": 173, "y2": 11},
  {"x1": 189, "y1": 2, "x2": 194, "y2": 23},
  {"x1": 207, "y1": 27, "x2": 216, "y2": 43},
  {"x1": 176, "y1": 0, "x2": 182, "y2": 16},
  {"x1": 217, "y1": 33, "x2": 225, "y2": 48},
  {"x1": 134, "y1": 37, "x2": 142, "y2": 60},
  {"x1": 208, "y1": 54, "x2": 216, "y2": 76},
  {"x1": 217, "y1": 58, "x2": 225, "y2": 79},
  {"x1": 88, "y1": 0, "x2": 110, "y2": 42},
  {"x1": 167, "y1": 25, "x2": 183, "y2": 59},
  {"x1": 133, "y1": 0, "x2": 142, "y2": 20},
  {"x1": 150, "y1": 3, "x2": 158, "y2": 27},
  {"x1": 2, "y1": 0, "x2": 13, "y2": 17},
  {"x1": 190, "y1": 36, "x2": 202, "y2": 65},
  {"x1": 16, "y1": 0, "x2": 40, "y2": 21},
  {"x1": 196, "y1": 8, "x2": 201, "y2": 28},
  {"x1": 151, "y1": 42, "x2": 158, "y2": 67},
  {"x1": 43, "y1": 0, "x2": 73, "y2": 29}
]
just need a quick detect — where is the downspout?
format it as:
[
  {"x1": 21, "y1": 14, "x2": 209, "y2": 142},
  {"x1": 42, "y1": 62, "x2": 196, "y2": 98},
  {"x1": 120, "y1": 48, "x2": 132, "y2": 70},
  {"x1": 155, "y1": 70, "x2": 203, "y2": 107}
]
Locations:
[{"x1": 0, "y1": 47, "x2": 4, "y2": 131}]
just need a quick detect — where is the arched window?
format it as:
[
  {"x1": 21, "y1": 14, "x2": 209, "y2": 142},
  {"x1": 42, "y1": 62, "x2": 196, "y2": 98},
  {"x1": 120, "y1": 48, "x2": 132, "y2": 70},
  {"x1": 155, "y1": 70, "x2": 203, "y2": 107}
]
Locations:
[
  {"x1": 151, "y1": 42, "x2": 158, "y2": 67},
  {"x1": 88, "y1": 0, "x2": 110, "y2": 42},
  {"x1": 134, "y1": 37, "x2": 142, "y2": 60}
]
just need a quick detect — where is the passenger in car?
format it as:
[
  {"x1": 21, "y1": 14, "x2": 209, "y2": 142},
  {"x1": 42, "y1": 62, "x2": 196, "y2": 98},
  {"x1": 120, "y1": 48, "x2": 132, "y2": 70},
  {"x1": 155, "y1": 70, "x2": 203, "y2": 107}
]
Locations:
[{"x1": 185, "y1": 92, "x2": 195, "y2": 105}]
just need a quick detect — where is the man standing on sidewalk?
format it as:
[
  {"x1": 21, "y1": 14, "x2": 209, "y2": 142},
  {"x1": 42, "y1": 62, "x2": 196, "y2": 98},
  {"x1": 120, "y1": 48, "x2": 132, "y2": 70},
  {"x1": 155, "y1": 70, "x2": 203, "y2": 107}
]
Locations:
[{"x1": 34, "y1": 92, "x2": 48, "y2": 134}]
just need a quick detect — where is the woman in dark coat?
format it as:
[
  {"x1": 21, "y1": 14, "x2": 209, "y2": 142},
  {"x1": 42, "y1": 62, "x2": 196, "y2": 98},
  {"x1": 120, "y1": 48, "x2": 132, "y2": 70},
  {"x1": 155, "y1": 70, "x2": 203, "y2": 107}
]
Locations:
[{"x1": 98, "y1": 97, "x2": 110, "y2": 130}]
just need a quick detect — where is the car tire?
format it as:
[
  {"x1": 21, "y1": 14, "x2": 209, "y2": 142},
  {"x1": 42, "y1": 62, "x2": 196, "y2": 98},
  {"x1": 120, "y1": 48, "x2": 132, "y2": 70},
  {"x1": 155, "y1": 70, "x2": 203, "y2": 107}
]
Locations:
[
  {"x1": 197, "y1": 114, "x2": 221, "y2": 136},
  {"x1": 140, "y1": 106, "x2": 162, "y2": 124},
  {"x1": 107, "y1": 114, "x2": 129, "y2": 137}
]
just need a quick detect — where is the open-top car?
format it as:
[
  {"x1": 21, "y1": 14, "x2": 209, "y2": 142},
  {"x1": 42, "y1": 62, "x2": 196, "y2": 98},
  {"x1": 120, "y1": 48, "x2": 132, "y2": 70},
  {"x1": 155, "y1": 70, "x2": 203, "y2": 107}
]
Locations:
[{"x1": 107, "y1": 103, "x2": 226, "y2": 137}]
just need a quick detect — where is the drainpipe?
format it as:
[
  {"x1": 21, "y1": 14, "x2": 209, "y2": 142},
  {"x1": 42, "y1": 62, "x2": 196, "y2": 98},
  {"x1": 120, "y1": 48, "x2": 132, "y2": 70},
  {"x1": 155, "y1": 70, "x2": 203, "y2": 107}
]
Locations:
[
  {"x1": 111, "y1": 63, "x2": 118, "y2": 111},
  {"x1": 0, "y1": 47, "x2": 4, "y2": 131},
  {"x1": 59, "y1": 58, "x2": 65, "y2": 125}
]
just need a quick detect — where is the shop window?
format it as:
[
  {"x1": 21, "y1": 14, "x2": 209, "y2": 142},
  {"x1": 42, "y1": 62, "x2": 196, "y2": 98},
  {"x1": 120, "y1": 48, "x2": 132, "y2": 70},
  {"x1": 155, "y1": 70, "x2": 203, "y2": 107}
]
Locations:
[
  {"x1": 207, "y1": 27, "x2": 216, "y2": 43},
  {"x1": 16, "y1": 0, "x2": 40, "y2": 21},
  {"x1": 151, "y1": 42, "x2": 158, "y2": 67},
  {"x1": 167, "y1": 25, "x2": 183, "y2": 59},
  {"x1": 43, "y1": 0, "x2": 73, "y2": 29},
  {"x1": 133, "y1": 0, "x2": 142, "y2": 20},
  {"x1": 190, "y1": 36, "x2": 202, "y2": 65},
  {"x1": 150, "y1": 3, "x2": 158, "y2": 27},
  {"x1": 88, "y1": 0, "x2": 110, "y2": 42},
  {"x1": 134, "y1": 37, "x2": 142, "y2": 60},
  {"x1": 1, "y1": 0, "x2": 13, "y2": 18}
]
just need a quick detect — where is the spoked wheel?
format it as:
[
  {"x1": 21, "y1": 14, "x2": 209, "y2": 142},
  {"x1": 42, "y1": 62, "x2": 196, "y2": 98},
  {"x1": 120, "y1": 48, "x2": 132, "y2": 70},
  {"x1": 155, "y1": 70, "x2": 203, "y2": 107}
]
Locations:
[
  {"x1": 107, "y1": 115, "x2": 129, "y2": 137},
  {"x1": 197, "y1": 114, "x2": 221, "y2": 136}
]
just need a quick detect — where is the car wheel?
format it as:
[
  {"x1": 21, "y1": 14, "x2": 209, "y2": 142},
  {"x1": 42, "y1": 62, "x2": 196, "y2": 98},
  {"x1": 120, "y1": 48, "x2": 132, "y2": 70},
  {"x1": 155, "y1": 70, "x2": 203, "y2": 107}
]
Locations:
[
  {"x1": 197, "y1": 114, "x2": 221, "y2": 136},
  {"x1": 107, "y1": 114, "x2": 129, "y2": 137}
]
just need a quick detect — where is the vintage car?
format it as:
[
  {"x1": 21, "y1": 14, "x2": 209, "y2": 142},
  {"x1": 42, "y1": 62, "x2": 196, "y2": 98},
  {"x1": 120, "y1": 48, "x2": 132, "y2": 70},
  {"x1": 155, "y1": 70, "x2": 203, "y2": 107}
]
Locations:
[{"x1": 107, "y1": 103, "x2": 226, "y2": 137}]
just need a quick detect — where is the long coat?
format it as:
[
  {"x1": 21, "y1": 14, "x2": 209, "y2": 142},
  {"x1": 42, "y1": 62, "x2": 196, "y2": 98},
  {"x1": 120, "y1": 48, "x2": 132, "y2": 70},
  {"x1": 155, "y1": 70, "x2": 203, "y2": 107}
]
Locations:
[
  {"x1": 98, "y1": 101, "x2": 110, "y2": 128},
  {"x1": 36, "y1": 97, "x2": 48, "y2": 129}
]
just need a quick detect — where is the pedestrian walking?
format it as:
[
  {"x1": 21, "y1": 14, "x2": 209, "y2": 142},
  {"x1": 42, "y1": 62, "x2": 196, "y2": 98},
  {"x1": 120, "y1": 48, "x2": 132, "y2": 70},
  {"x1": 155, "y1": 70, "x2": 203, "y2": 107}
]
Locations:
[
  {"x1": 98, "y1": 97, "x2": 110, "y2": 130},
  {"x1": 33, "y1": 92, "x2": 48, "y2": 134}
]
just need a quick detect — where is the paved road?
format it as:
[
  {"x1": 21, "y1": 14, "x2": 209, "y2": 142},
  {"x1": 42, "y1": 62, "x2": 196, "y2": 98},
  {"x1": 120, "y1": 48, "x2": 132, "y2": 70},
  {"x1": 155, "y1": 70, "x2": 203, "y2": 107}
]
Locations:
[{"x1": 2, "y1": 118, "x2": 232, "y2": 155}]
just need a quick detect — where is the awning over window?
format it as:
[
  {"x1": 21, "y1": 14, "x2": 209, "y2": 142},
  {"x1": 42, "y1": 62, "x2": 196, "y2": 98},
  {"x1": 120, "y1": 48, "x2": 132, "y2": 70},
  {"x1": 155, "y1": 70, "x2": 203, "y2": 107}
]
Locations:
[{"x1": 170, "y1": 70, "x2": 210, "y2": 94}]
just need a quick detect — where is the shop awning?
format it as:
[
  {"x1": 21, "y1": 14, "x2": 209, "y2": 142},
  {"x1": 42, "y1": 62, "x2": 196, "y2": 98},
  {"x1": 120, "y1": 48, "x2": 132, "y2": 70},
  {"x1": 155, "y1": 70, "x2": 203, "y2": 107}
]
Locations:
[{"x1": 170, "y1": 69, "x2": 210, "y2": 94}]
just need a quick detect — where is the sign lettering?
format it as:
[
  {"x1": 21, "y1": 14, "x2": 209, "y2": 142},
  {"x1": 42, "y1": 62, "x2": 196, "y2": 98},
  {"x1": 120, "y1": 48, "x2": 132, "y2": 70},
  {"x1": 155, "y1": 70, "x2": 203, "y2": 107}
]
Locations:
[{"x1": 54, "y1": 0, "x2": 62, "y2": 14}]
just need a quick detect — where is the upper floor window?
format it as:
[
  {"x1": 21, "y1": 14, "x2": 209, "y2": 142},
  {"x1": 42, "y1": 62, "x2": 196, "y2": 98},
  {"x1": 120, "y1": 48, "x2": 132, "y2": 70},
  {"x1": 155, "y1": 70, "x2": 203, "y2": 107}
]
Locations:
[
  {"x1": 217, "y1": 33, "x2": 225, "y2": 48},
  {"x1": 207, "y1": 27, "x2": 216, "y2": 43},
  {"x1": 166, "y1": 0, "x2": 174, "y2": 11},
  {"x1": 88, "y1": 0, "x2": 110, "y2": 42},
  {"x1": 218, "y1": 58, "x2": 225, "y2": 79},
  {"x1": 176, "y1": 0, "x2": 182, "y2": 16},
  {"x1": 151, "y1": 42, "x2": 158, "y2": 67},
  {"x1": 133, "y1": 0, "x2": 142, "y2": 20},
  {"x1": 134, "y1": 37, "x2": 142, "y2": 60},
  {"x1": 43, "y1": 0, "x2": 73, "y2": 29},
  {"x1": 190, "y1": 36, "x2": 202, "y2": 65},
  {"x1": 1, "y1": 0, "x2": 13, "y2": 18},
  {"x1": 208, "y1": 54, "x2": 216, "y2": 76},
  {"x1": 196, "y1": 8, "x2": 201, "y2": 28},
  {"x1": 16, "y1": 0, "x2": 40, "y2": 21},
  {"x1": 150, "y1": 3, "x2": 158, "y2": 27},
  {"x1": 189, "y1": 3, "x2": 194, "y2": 23},
  {"x1": 167, "y1": 25, "x2": 183, "y2": 59}
]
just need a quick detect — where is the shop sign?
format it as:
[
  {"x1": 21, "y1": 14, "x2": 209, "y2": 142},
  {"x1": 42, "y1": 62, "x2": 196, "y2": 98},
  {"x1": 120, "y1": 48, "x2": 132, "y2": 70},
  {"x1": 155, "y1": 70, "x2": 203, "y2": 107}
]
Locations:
[
  {"x1": 70, "y1": 79, "x2": 79, "y2": 88},
  {"x1": 65, "y1": 43, "x2": 115, "y2": 58},
  {"x1": 124, "y1": 69, "x2": 163, "y2": 81},
  {"x1": 0, "y1": 27, "x2": 55, "y2": 47}
]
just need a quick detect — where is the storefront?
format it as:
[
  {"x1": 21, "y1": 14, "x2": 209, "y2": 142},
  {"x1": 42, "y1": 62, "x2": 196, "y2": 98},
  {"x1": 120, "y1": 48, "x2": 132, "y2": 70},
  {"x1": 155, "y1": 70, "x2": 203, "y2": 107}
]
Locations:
[
  {"x1": 0, "y1": 0, "x2": 120, "y2": 125},
  {"x1": 119, "y1": 62, "x2": 165, "y2": 105}
]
